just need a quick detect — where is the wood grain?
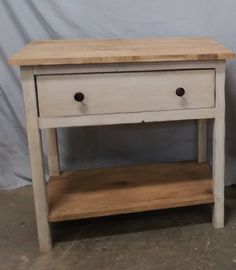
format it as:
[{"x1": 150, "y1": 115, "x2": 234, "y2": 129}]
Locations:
[
  {"x1": 47, "y1": 162, "x2": 214, "y2": 222},
  {"x1": 9, "y1": 38, "x2": 234, "y2": 66}
]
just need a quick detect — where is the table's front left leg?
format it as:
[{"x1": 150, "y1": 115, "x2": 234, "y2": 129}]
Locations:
[{"x1": 21, "y1": 67, "x2": 52, "y2": 251}]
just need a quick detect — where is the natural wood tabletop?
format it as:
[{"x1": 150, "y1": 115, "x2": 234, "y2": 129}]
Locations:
[{"x1": 9, "y1": 37, "x2": 234, "y2": 66}]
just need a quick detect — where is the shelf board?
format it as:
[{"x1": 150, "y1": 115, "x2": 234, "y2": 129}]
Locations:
[{"x1": 47, "y1": 162, "x2": 214, "y2": 222}]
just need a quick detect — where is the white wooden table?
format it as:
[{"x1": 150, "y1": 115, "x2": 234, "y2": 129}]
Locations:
[{"x1": 9, "y1": 37, "x2": 234, "y2": 251}]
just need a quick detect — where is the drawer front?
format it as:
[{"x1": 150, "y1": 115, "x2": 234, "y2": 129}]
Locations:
[{"x1": 37, "y1": 70, "x2": 215, "y2": 118}]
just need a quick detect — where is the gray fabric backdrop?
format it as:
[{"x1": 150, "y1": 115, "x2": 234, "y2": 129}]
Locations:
[{"x1": 1, "y1": 0, "x2": 236, "y2": 189}]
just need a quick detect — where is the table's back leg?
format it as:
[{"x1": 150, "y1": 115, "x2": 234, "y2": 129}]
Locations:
[
  {"x1": 198, "y1": 119, "x2": 207, "y2": 163},
  {"x1": 46, "y1": 128, "x2": 60, "y2": 176},
  {"x1": 21, "y1": 67, "x2": 52, "y2": 251},
  {"x1": 212, "y1": 62, "x2": 226, "y2": 229}
]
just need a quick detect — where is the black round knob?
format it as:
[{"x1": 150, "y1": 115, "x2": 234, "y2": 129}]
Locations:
[
  {"x1": 176, "y1": 87, "x2": 185, "y2": 97},
  {"x1": 74, "y1": 92, "x2": 85, "y2": 102}
]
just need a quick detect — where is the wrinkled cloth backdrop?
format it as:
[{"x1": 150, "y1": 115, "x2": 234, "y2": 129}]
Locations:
[{"x1": 1, "y1": 0, "x2": 236, "y2": 189}]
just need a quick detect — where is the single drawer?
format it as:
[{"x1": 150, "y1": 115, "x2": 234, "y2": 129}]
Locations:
[{"x1": 37, "y1": 70, "x2": 215, "y2": 118}]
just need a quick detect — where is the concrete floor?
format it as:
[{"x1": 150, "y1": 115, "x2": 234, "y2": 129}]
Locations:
[{"x1": 1, "y1": 187, "x2": 236, "y2": 270}]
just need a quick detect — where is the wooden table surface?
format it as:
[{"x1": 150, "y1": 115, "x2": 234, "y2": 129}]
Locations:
[{"x1": 9, "y1": 37, "x2": 234, "y2": 66}]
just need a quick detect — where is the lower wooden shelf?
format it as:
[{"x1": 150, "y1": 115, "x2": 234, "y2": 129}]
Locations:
[{"x1": 47, "y1": 161, "x2": 214, "y2": 222}]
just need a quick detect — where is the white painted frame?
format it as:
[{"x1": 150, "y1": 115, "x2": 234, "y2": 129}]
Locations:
[
  {"x1": 20, "y1": 60, "x2": 226, "y2": 251},
  {"x1": 21, "y1": 66, "x2": 52, "y2": 252}
]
